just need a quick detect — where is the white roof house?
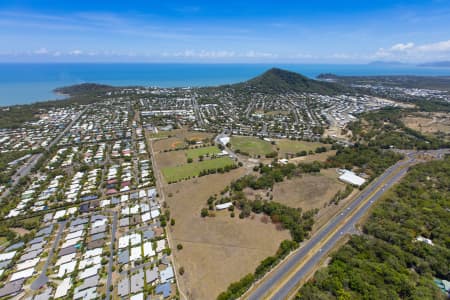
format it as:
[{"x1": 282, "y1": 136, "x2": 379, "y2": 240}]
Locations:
[
  {"x1": 416, "y1": 236, "x2": 434, "y2": 246},
  {"x1": 338, "y1": 170, "x2": 366, "y2": 187},
  {"x1": 16, "y1": 257, "x2": 40, "y2": 271},
  {"x1": 130, "y1": 293, "x2": 144, "y2": 300},
  {"x1": 78, "y1": 264, "x2": 101, "y2": 280},
  {"x1": 156, "y1": 240, "x2": 166, "y2": 253},
  {"x1": 58, "y1": 260, "x2": 76, "y2": 278},
  {"x1": 10, "y1": 267, "x2": 35, "y2": 281},
  {"x1": 160, "y1": 265, "x2": 174, "y2": 283},
  {"x1": 83, "y1": 248, "x2": 102, "y2": 259},
  {"x1": 79, "y1": 255, "x2": 101, "y2": 270},
  {"x1": 216, "y1": 202, "x2": 233, "y2": 210},
  {"x1": 143, "y1": 242, "x2": 155, "y2": 257},
  {"x1": 65, "y1": 230, "x2": 84, "y2": 241},
  {"x1": 61, "y1": 237, "x2": 82, "y2": 249},
  {"x1": 0, "y1": 251, "x2": 16, "y2": 261},
  {"x1": 56, "y1": 253, "x2": 76, "y2": 266},
  {"x1": 141, "y1": 212, "x2": 151, "y2": 223},
  {"x1": 129, "y1": 233, "x2": 141, "y2": 246},
  {"x1": 130, "y1": 246, "x2": 142, "y2": 261},
  {"x1": 218, "y1": 136, "x2": 230, "y2": 145},
  {"x1": 118, "y1": 236, "x2": 129, "y2": 249},
  {"x1": 55, "y1": 278, "x2": 72, "y2": 298},
  {"x1": 150, "y1": 209, "x2": 160, "y2": 219}
]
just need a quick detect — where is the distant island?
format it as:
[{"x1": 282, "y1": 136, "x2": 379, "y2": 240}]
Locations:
[
  {"x1": 418, "y1": 61, "x2": 450, "y2": 68},
  {"x1": 367, "y1": 60, "x2": 409, "y2": 66}
]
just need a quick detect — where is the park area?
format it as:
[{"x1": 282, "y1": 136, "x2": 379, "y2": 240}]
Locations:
[
  {"x1": 274, "y1": 139, "x2": 328, "y2": 157},
  {"x1": 185, "y1": 146, "x2": 221, "y2": 159},
  {"x1": 164, "y1": 169, "x2": 290, "y2": 300},
  {"x1": 230, "y1": 136, "x2": 273, "y2": 156},
  {"x1": 161, "y1": 157, "x2": 235, "y2": 182}
]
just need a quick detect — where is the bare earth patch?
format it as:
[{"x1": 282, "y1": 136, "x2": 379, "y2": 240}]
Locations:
[
  {"x1": 288, "y1": 150, "x2": 336, "y2": 164},
  {"x1": 402, "y1": 112, "x2": 450, "y2": 139},
  {"x1": 152, "y1": 129, "x2": 215, "y2": 152},
  {"x1": 154, "y1": 150, "x2": 187, "y2": 169},
  {"x1": 165, "y1": 169, "x2": 290, "y2": 300},
  {"x1": 10, "y1": 227, "x2": 31, "y2": 236},
  {"x1": 153, "y1": 137, "x2": 186, "y2": 152},
  {"x1": 272, "y1": 168, "x2": 344, "y2": 211}
]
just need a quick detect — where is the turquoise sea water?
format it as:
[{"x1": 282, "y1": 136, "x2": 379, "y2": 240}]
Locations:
[{"x1": 0, "y1": 63, "x2": 449, "y2": 106}]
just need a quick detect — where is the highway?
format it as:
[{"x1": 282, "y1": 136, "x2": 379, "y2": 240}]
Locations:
[{"x1": 246, "y1": 155, "x2": 417, "y2": 300}]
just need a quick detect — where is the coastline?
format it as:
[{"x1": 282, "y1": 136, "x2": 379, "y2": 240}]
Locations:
[{"x1": 1, "y1": 63, "x2": 450, "y2": 106}]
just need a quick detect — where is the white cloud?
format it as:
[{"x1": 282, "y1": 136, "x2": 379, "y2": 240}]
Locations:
[
  {"x1": 163, "y1": 49, "x2": 277, "y2": 59},
  {"x1": 374, "y1": 48, "x2": 391, "y2": 58},
  {"x1": 244, "y1": 50, "x2": 277, "y2": 58},
  {"x1": 34, "y1": 47, "x2": 49, "y2": 54},
  {"x1": 390, "y1": 42, "x2": 414, "y2": 51},
  {"x1": 372, "y1": 39, "x2": 450, "y2": 62},
  {"x1": 416, "y1": 39, "x2": 450, "y2": 52},
  {"x1": 69, "y1": 49, "x2": 83, "y2": 55}
]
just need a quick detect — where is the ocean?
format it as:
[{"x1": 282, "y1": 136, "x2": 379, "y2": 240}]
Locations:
[{"x1": 0, "y1": 63, "x2": 450, "y2": 106}]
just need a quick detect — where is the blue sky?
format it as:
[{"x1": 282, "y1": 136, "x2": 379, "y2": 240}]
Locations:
[{"x1": 1, "y1": 0, "x2": 450, "y2": 63}]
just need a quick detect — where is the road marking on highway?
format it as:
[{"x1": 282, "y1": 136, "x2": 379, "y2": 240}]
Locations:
[{"x1": 250, "y1": 159, "x2": 412, "y2": 300}]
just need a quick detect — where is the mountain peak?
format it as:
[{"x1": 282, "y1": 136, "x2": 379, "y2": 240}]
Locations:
[{"x1": 237, "y1": 68, "x2": 347, "y2": 94}]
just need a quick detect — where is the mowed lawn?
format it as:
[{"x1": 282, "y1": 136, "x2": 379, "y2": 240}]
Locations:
[
  {"x1": 186, "y1": 146, "x2": 221, "y2": 159},
  {"x1": 230, "y1": 136, "x2": 273, "y2": 156},
  {"x1": 162, "y1": 157, "x2": 235, "y2": 182},
  {"x1": 274, "y1": 139, "x2": 327, "y2": 155}
]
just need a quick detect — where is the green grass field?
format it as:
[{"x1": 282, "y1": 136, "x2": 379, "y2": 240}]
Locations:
[
  {"x1": 230, "y1": 136, "x2": 274, "y2": 156},
  {"x1": 162, "y1": 157, "x2": 235, "y2": 182},
  {"x1": 275, "y1": 139, "x2": 327, "y2": 154},
  {"x1": 185, "y1": 146, "x2": 221, "y2": 159}
]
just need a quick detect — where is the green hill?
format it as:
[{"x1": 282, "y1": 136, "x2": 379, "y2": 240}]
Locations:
[
  {"x1": 233, "y1": 68, "x2": 349, "y2": 94},
  {"x1": 53, "y1": 83, "x2": 115, "y2": 96}
]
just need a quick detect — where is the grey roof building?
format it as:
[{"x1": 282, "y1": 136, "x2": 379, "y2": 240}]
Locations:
[
  {"x1": 90, "y1": 225, "x2": 106, "y2": 235},
  {"x1": 0, "y1": 279, "x2": 25, "y2": 298},
  {"x1": 28, "y1": 236, "x2": 45, "y2": 245},
  {"x1": 90, "y1": 232, "x2": 106, "y2": 242},
  {"x1": 118, "y1": 249, "x2": 130, "y2": 265},
  {"x1": 87, "y1": 239, "x2": 105, "y2": 250},
  {"x1": 117, "y1": 276, "x2": 130, "y2": 297},
  {"x1": 18, "y1": 249, "x2": 42, "y2": 262},
  {"x1": 69, "y1": 224, "x2": 86, "y2": 233},
  {"x1": 34, "y1": 287, "x2": 53, "y2": 300},
  {"x1": 71, "y1": 218, "x2": 89, "y2": 227},
  {"x1": 0, "y1": 260, "x2": 11, "y2": 269},
  {"x1": 74, "y1": 275, "x2": 99, "y2": 294},
  {"x1": 58, "y1": 245, "x2": 78, "y2": 257},
  {"x1": 145, "y1": 267, "x2": 158, "y2": 284},
  {"x1": 119, "y1": 217, "x2": 130, "y2": 227},
  {"x1": 155, "y1": 282, "x2": 171, "y2": 298},
  {"x1": 5, "y1": 241, "x2": 24, "y2": 251},
  {"x1": 142, "y1": 230, "x2": 154, "y2": 240},
  {"x1": 130, "y1": 269, "x2": 145, "y2": 294}
]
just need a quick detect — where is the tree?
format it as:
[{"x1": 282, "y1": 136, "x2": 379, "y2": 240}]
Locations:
[{"x1": 201, "y1": 208, "x2": 209, "y2": 218}]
